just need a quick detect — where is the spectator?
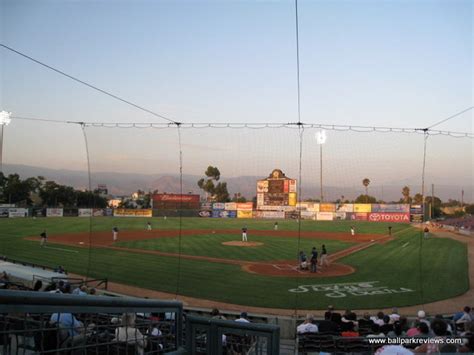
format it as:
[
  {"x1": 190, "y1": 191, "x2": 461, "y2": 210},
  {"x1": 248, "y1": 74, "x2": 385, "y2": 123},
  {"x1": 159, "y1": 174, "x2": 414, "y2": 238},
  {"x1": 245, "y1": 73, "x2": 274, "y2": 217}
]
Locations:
[
  {"x1": 387, "y1": 321, "x2": 406, "y2": 337},
  {"x1": 380, "y1": 315, "x2": 394, "y2": 335},
  {"x1": 375, "y1": 345, "x2": 413, "y2": 355},
  {"x1": 416, "y1": 310, "x2": 430, "y2": 326},
  {"x1": 366, "y1": 323, "x2": 385, "y2": 338},
  {"x1": 414, "y1": 322, "x2": 430, "y2": 338},
  {"x1": 50, "y1": 312, "x2": 84, "y2": 338},
  {"x1": 456, "y1": 306, "x2": 472, "y2": 328},
  {"x1": 211, "y1": 308, "x2": 226, "y2": 320},
  {"x1": 341, "y1": 321, "x2": 359, "y2": 337},
  {"x1": 297, "y1": 314, "x2": 318, "y2": 334},
  {"x1": 406, "y1": 321, "x2": 421, "y2": 337},
  {"x1": 0, "y1": 271, "x2": 9, "y2": 282},
  {"x1": 371, "y1": 311, "x2": 385, "y2": 326},
  {"x1": 114, "y1": 313, "x2": 147, "y2": 355},
  {"x1": 235, "y1": 312, "x2": 250, "y2": 323},
  {"x1": 89, "y1": 288, "x2": 97, "y2": 295},
  {"x1": 33, "y1": 280, "x2": 43, "y2": 291},
  {"x1": 414, "y1": 319, "x2": 448, "y2": 353},
  {"x1": 324, "y1": 305, "x2": 341, "y2": 324},
  {"x1": 341, "y1": 310, "x2": 357, "y2": 332},
  {"x1": 73, "y1": 285, "x2": 88, "y2": 296},
  {"x1": 318, "y1": 311, "x2": 340, "y2": 333},
  {"x1": 389, "y1": 307, "x2": 401, "y2": 323},
  {"x1": 358, "y1": 312, "x2": 374, "y2": 329}
]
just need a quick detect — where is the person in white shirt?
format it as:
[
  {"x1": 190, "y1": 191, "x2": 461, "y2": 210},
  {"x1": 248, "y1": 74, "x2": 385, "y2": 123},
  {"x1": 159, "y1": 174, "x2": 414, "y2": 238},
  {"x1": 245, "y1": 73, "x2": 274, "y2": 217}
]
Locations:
[
  {"x1": 114, "y1": 313, "x2": 147, "y2": 355},
  {"x1": 389, "y1": 307, "x2": 401, "y2": 323},
  {"x1": 297, "y1": 314, "x2": 319, "y2": 334},
  {"x1": 235, "y1": 312, "x2": 250, "y2": 323}
]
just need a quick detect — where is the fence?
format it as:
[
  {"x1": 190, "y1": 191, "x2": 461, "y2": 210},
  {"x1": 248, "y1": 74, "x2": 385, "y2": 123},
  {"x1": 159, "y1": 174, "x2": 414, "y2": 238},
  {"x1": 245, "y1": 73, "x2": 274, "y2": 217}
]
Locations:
[
  {"x1": 185, "y1": 315, "x2": 280, "y2": 355},
  {"x1": 0, "y1": 290, "x2": 184, "y2": 354}
]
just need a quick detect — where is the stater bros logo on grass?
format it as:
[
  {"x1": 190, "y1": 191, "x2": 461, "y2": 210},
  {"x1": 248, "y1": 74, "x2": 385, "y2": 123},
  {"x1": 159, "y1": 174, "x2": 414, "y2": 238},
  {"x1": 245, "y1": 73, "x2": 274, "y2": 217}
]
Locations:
[{"x1": 289, "y1": 281, "x2": 414, "y2": 298}]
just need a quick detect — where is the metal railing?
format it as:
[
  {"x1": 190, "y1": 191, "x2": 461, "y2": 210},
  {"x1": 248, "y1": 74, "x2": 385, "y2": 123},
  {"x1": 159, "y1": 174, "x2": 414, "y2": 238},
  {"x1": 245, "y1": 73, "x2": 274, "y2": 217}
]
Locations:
[
  {"x1": 0, "y1": 290, "x2": 184, "y2": 354},
  {"x1": 185, "y1": 315, "x2": 280, "y2": 355}
]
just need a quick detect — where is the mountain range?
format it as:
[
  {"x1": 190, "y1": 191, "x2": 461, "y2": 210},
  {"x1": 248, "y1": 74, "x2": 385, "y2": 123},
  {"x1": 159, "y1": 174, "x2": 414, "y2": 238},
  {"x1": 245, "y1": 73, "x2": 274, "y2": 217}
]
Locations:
[{"x1": 3, "y1": 164, "x2": 471, "y2": 203}]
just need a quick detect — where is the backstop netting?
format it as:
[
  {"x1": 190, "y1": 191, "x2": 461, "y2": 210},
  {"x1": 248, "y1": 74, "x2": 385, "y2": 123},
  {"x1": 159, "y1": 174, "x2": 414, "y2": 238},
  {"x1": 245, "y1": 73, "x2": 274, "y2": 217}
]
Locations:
[{"x1": 2, "y1": 117, "x2": 471, "y2": 313}]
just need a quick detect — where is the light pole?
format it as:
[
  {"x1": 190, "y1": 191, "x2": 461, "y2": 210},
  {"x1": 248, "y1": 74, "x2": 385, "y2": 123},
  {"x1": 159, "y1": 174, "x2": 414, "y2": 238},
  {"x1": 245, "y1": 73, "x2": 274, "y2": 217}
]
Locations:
[
  {"x1": 0, "y1": 111, "x2": 12, "y2": 174},
  {"x1": 316, "y1": 130, "x2": 327, "y2": 202}
]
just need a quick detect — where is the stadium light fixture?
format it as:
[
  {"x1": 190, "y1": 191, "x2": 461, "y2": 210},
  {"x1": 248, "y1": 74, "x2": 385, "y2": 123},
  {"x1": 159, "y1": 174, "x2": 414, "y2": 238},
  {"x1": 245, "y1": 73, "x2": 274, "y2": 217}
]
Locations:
[
  {"x1": 0, "y1": 111, "x2": 12, "y2": 126},
  {"x1": 315, "y1": 130, "x2": 327, "y2": 202},
  {"x1": 0, "y1": 111, "x2": 12, "y2": 173}
]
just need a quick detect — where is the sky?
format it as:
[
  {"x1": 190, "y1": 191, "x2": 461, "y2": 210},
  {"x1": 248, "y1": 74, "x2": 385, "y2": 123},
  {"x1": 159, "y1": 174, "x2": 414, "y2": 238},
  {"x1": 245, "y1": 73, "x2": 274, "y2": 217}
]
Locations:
[{"x1": 0, "y1": 0, "x2": 472, "y2": 198}]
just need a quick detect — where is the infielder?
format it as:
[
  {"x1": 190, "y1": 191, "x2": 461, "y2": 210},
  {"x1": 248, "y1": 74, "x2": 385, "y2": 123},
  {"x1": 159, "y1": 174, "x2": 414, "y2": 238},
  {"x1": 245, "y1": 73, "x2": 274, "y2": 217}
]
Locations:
[
  {"x1": 40, "y1": 231, "x2": 48, "y2": 247},
  {"x1": 350, "y1": 226, "x2": 355, "y2": 237},
  {"x1": 147, "y1": 222, "x2": 152, "y2": 231},
  {"x1": 241, "y1": 226, "x2": 248, "y2": 242},
  {"x1": 112, "y1": 227, "x2": 119, "y2": 241},
  {"x1": 274, "y1": 222, "x2": 278, "y2": 231}
]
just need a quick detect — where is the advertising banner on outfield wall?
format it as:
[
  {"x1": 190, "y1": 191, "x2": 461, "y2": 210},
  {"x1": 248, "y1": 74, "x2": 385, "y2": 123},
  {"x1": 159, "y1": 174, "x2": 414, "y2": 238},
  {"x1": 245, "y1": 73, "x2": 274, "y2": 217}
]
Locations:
[
  {"x1": 8, "y1": 208, "x2": 28, "y2": 218},
  {"x1": 199, "y1": 210, "x2": 211, "y2": 217},
  {"x1": 212, "y1": 203, "x2": 225, "y2": 210},
  {"x1": 114, "y1": 209, "x2": 153, "y2": 217},
  {"x1": 354, "y1": 204, "x2": 372, "y2": 213},
  {"x1": 350, "y1": 212, "x2": 368, "y2": 221},
  {"x1": 237, "y1": 202, "x2": 253, "y2": 211},
  {"x1": 259, "y1": 211, "x2": 285, "y2": 219},
  {"x1": 104, "y1": 208, "x2": 113, "y2": 217},
  {"x1": 78, "y1": 208, "x2": 92, "y2": 217},
  {"x1": 317, "y1": 212, "x2": 334, "y2": 221},
  {"x1": 0, "y1": 208, "x2": 9, "y2": 218},
  {"x1": 201, "y1": 203, "x2": 212, "y2": 211},
  {"x1": 93, "y1": 209, "x2": 105, "y2": 217},
  {"x1": 289, "y1": 179, "x2": 297, "y2": 193},
  {"x1": 224, "y1": 202, "x2": 237, "y2": 211},
  {"x1": 237, "y1": 210, "x2": 253, "y2": 218},
  {"x1": 372, "y1": 204, "x2": 410, "y2": 213},
  {"x1": 301, "y1": 211, "x2": 316, "y2": 220},
  {"x1": 63, "y1": 209, "x2": 78, "y2": 217},
  {"x1": 47, "y1": 208, "x2": 64, "y2": 217},
  {"x1": 320, "y1": 203, "x2": 336, "y2": 212},
  {"x1": 213, "y1": 210, "x2": 236, "y2": 218},
  {"x1": 336, "y1": 204, "x2": 354, "y2": 212},
  {"x1": 335, "y1": 212, "x2": 347, "y2": 220},
  {"x1": 368, "y1": 213, "x2": 410, "y2": 223}
]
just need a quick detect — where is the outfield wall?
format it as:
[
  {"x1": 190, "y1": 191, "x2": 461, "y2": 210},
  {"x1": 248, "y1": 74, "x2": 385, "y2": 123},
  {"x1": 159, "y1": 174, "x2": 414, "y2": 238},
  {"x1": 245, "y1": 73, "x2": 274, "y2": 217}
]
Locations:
[{"x1": 2, "y1": 203, "x2": 415, "y2": 223}]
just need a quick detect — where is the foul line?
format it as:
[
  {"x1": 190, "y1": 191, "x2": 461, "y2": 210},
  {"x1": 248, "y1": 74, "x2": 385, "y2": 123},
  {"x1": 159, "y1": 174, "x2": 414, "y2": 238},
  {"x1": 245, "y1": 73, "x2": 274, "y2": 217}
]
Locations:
[{"x1": 44, "y1": 246, "x2": 79, "y2": 253}]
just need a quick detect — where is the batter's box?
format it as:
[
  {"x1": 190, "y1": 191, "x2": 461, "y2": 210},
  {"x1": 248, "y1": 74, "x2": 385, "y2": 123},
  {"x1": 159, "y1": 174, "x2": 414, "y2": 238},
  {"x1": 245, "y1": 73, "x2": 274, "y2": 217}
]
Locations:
[{"x1": 273, "y1": 264, "x2": 298, "y2": 271}]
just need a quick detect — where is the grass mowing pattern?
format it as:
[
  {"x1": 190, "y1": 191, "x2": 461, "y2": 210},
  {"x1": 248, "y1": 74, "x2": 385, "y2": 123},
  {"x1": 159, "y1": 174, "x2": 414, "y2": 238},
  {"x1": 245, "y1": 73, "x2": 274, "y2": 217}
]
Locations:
[
  {"x1": 0, "y1": 217, "x2": 468, "y2": 309},
  {"x1": 116, "y1": 234, "x2": 353, "y2": 262}
]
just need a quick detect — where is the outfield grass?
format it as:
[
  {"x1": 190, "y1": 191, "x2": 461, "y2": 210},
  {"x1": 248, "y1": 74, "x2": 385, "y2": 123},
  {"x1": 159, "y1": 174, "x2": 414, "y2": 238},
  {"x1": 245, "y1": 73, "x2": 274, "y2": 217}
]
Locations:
[{"x1": 0, "y1": 217, "x2": 469, "y2": 310}]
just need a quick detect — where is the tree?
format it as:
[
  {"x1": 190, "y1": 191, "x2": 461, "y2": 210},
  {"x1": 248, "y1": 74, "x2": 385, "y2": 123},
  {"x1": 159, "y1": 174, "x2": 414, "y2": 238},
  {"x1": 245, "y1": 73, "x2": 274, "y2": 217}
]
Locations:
[
  {"x1": 76, "y1": 190, "x2": 108, "y2": 208},
  {"x1": 425, "y1": 196, "x2": 442, "y2": 218},
  {"x1": 0, "y1": 173, "x2": 43, "y2": 206},
  {"x1": 232, "y1": 193, "x2": 247, "y2": 203},
  {"x1": 465, "y1": 204, "x2": 474, "y2": 215},
  {"x1": 40, "y1": 181, "x2": 77, "y2": 207},
  {"x1": 401, "y1": 186, "x2": 411, "y2": 203},
  {"x1": 413, "y1": 193, "x2": 423, "y2": 204},
  {"x1": 362, "y1": 178, "x2": 370, "y2": 196},
  {"x1": 197, "y1": 166, "x2": 229, "y2": 202},
  {"x1": 354, "y1": 194, "x2": 377, "y2": 203}
]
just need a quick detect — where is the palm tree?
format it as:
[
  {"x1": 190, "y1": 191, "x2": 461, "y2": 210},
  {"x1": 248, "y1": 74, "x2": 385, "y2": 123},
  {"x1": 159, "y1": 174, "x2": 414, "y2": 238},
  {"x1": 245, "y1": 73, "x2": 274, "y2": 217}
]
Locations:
[
  {"x1": 362, "y1": 178, "x2": 370, "y2": 196},
  {"x1": 402, "y1": 186, "x2": 411, "y2": 203}
]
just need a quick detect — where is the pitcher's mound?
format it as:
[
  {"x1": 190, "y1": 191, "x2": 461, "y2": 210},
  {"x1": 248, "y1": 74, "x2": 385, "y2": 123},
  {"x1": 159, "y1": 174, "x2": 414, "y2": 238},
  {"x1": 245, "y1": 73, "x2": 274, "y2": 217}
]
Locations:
[{"x1": 222, "y1": 241, "x2": 263, "y2": 247}]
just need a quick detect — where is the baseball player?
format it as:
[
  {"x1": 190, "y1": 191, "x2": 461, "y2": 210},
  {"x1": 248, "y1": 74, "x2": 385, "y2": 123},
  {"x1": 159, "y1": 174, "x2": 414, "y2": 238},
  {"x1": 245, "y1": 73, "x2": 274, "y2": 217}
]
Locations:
[
  {"x1": 350, "y1": 226, "x2": 355, "y2": 237},
  {"x1": 40, "y1": 231, "x2": 47, "y2": 247},
  {"x1": 112, "y1": 227, "x2": 119, "y2": 241},
  {"x1": 320, "y1": 244, "x2": 329, "y2": 268},
  {"x1": 274, "y1": 222, "x2": 278, "y2": 231},
  {"x1": 241, "y1": 226, "x2": 248, "y2": 242},
  {"x1": 147, "y1": 222, "x2": 152, "y2": 231}
]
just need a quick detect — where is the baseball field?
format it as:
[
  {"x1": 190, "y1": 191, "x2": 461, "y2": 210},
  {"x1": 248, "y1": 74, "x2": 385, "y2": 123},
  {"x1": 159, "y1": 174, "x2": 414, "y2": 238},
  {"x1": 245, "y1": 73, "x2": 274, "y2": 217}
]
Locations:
[{"x1": 0, "y1": 217, "x2": 468, "y2": 310}]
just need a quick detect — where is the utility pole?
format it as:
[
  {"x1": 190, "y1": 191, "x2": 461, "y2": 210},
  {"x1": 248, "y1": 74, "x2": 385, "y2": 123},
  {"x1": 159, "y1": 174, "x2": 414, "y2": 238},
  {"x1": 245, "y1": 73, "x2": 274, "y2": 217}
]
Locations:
[{"x1": 316, "y1": 130, "x2": 327, "y2": 203}]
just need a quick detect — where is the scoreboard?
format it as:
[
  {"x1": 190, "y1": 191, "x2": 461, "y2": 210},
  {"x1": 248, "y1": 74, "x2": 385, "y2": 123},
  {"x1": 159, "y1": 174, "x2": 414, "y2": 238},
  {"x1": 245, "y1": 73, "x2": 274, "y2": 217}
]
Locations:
[{"x1": 257, "y1": 169, "x2": 297, "y2": 209}]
